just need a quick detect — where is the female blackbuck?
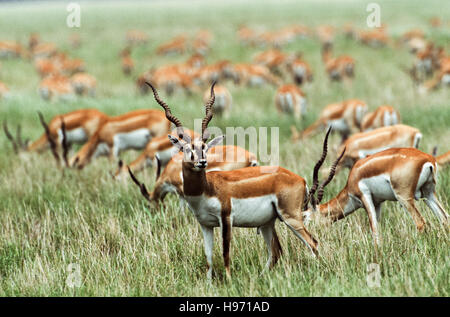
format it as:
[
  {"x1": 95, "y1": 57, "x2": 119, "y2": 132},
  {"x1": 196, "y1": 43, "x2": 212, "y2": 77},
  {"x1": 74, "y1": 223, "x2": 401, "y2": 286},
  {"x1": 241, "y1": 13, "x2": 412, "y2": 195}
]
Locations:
[
  {"x1": 4, "y1": 109, "x2": 108, "y2": 163},
  {"x1": 321, "y1": 43, "x2": 355, "y2": 81},
  {"x1": 230, "y1": 63, "x2": 282, "y2": 87},
  {"x1": 70, "y1": 109, "x2": 170, "y2": 169},
  {"x1": 144, "y1": 81, "x2": 343, "y2": 278},
  {"x1": 114, "y1": 128, "x2": 198, "y2": 180},
  {"x1": 304, "y1": 148, "x2": 448, "y2": 249},
  {"x1": 202, "y1": 84, "x2": 232, "y2": 118},
  {"x1": 275, "y1": 84, "x2": 307, "y2": 121},
  {"x1": 324, "y1": 124, "x2": 422, "y2": 176},
  {"x1": 294, "y1": 99, "x2": 368, "y2": 141},
  {"x1": 287, "y1": 57, "x2": 313, "y2": 85},
  {"x1": 128, "y1": 145, "x2": 258, "y2": 206},
  {"x1": 360, "y1": 105, "x2": 401, "y2": 132}
]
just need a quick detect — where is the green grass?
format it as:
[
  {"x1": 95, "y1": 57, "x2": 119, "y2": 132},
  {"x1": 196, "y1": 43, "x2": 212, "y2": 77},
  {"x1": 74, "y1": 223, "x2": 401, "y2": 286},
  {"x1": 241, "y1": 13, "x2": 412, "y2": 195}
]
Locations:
[{"x1": 0, "y1": 0, "x2": 449, "y2": 296}]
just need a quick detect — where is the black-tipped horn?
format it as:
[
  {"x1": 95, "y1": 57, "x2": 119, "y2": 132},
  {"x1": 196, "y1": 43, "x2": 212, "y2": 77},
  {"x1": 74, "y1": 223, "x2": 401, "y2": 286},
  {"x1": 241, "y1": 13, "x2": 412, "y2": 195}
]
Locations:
[
  {"x1": 3, "y1": 121, "x2": 18, "y2": 154},
  {"x1": 202, "y1": 81, "x2": 216, "y2": 141},
  {"x1": 38, "y1": 111, "x2": 60, "y2": 165},
  {"x1": 60, "y1": 117, "x2": 69, "y2": 167},
  {"x1": 128, "y1": 166, "x2": 151, "y2": 203},
  {"x1": 316, "y1": 147, "x2": 346, "y2": 204}
]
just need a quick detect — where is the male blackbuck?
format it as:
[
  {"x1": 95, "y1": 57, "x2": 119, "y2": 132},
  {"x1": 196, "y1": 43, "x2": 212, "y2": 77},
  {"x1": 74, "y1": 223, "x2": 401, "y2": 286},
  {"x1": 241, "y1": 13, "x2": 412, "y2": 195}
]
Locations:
[
  {"x1": 70, "y1": 109, "x2": 170, "y2": 169},
  {"x1": 294, "y1": 99, "x2": 368, "y2": 141},
  {"x1": 202, "y1": 84, "x2": 232, "y2": 118},
  {"x1": 144, "y1": 81, "x2": 343, "y2": 278},
  {"x1": 128, "y1": 145, "x2": 258, "y2": 206},
  {"x1": 324, "y1": 124, "x2": 422, "y2": 176},
  {"x1": 114, "y1": 128, "x2": 198, "y2": 180},
  {"x1": 303, "y1": 148, "x2": 448, "y2": 249},
  {"x1": 321, "y1": 43, "x2": 355, "y2": 81},
  {"x1": 360, "y1": 105, "x2": 400, "y2": 132},
  {"x1": 275, "y1": 84, "x2": 307, "y2": 121},
  {"x1": 4, "y1": 109, "x2": 108, "y2": 156}
]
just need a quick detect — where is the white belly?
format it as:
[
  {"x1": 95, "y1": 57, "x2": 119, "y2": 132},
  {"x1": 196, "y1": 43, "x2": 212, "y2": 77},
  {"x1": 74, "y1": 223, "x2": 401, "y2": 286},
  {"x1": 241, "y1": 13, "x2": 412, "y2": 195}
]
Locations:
[
  {"x1": 58, "y1": 127, "x2": 88, "y2": 144},
  {"x1": 358, "y1": 174, "x2": 396, "y2": 203},
  {"x1": 231, "y1": 195, "x2": 277, "y2": 227},
  {"x1": 113, "y1": 128, "x2": 151, "y2": 152},
  {"x1": 328, "y1": 118, "x2": 349, "y2": 132},
  {"x1": 92, "y1": 142, "x2": 110, "y2": 158},
  {"x1": 249, "y1": 76, "x2": 265, "y2": 86}
]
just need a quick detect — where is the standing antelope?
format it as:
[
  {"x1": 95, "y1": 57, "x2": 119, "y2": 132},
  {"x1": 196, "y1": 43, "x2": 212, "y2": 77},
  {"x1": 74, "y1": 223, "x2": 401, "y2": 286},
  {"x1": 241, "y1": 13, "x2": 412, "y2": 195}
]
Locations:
[
  {"x1": 360, "y1": 105, "x2": 401, "y2": 132},
  {"x1": 295, "y1": 99, "x2": 368, "y2": 141},
  {"x1": 304, "y1": 148, "x2": 448, "y2": 249},
  {"x1": 144, "y1": 81, "x2": 343, "y2": 278},
  {"x1": 202, "y1": 84, "x2": 232, "y2": 118},
  {"x1": 70, "y1": 109, "x2": 170, "y2": 169},
  {"x1": 275, "y1": 84, "x2": 307, "y2": 120},
  {"x1": 128, "y1": 145, "x2": 258, "y2": 206},
  {"x1": 114, "y1": 128, "x2": 198, "y2": 180},
  {"x1": 325, "y1": 124, "x2": 422, "y2": 176}
]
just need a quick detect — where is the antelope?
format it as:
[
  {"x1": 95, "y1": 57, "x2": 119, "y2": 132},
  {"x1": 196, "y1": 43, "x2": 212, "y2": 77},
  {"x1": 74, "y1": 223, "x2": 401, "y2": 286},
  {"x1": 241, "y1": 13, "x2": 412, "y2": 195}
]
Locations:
[
  {"x1": 0, "y1": 81, "x2": 10, "y2": 98},
  {"x1": 360, "y1": 105, "x2": 400, "y2": 132},
  {"x1": 70, "y1": 73, "x2": 97, "y2": 97},
  {"x1": 193, "y1": 30, "x2": 213, "y2": 56},
  {"x1": 324, "y1": 124, "x2": 422, "y2": 177},
  {"x1": 287, "y1": 57, "x2": 313, "y2": 85},
  {"x1": 420, "y1": 56, "x2": 450, "y2": 92},
  {"x1": 295, "y1": 99, "x2": 368, "y2": 141},
  {"x1": 69, "y1": 109, "x2": 170, "y2": 169},
  {"x1": 156, "y1": 35, "x2": 187, "y2": 56},
  {"x1": 275, "y1": 84, "x2": 307, "y2": 121},
  {"x1": 316, "y1": 25, "x2": 335, "y2": 47},
  {"x1": 30, "y1": 42, "x2": 57, "y2": 60},
  {"x1": 38, "y1": 74, "x2": 75, "y2": 101},
  {"x1": 140, "y1": 65, "x2": 196, "y2": 96},
  {"x1": 253, "y1": 49, "x2": 288, "y2": 77},
  {"x1": 121, "y1": 47, "x2": 134, "y2": 75},
  {"x1": 321, "y1": 43, "x2": 355, "y2": 81},
  {"x1": 303, "y1": 148, "x2": 448, "y2": 249},
  {"x1": 144, "y1": 81, "x2": 343, "y2": 278},
  {"x1": 230, "y1": 63, "x2": 281, "y2": 87},
  {"x1": 128, "y1": 145, "x2": 258, "y2": 206},
  {"x1": 191, "y1": 60, "x2": 232, "y2": 87},
  {"x1": 202, "y1": 84, "x2": 232, "y2": 118},
  {"x1": 357, "y1": 25, "x2": 388, "y2": 48},
  {"x1": 114, "y1": 128, "x2": 198, "y2": 180},
  {"x1": 3, "y1": 109, "x2": 108, "y2": 163},
  {"x1": 0, "y1": 41, "x2": 23, "y2": 58}
]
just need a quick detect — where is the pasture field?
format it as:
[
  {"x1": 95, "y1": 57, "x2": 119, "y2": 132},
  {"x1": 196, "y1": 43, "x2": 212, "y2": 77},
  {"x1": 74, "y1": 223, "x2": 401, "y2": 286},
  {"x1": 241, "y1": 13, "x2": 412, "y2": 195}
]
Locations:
[{"x1": 0, "y1": 0, "x2": 449, "y2": 296}]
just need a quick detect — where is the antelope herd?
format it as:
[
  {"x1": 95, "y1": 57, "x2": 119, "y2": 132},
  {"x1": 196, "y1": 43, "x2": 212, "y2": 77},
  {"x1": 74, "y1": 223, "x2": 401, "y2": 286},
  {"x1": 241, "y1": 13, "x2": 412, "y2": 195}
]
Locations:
[{"x1": 1, "y1": 18, "x2": 449, "y2": 279}]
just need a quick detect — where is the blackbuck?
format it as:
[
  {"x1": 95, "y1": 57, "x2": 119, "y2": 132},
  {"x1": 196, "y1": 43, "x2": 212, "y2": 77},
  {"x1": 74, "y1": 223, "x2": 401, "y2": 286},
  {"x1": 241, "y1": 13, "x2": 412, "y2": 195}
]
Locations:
[
  {"x1": 202, "y1": 84, "x2": 232, "y2": 118},
  {"x1": 70, "y1": 73, "x2": 97, "y2": 97},
  {"x1": 69, "y1": 109, "x2": 170, "y2": 169},
  {"x1": 229, "y1": 63, "x2": 282, "y2": 87},
  {"x1": 360, "y1": 105, "x2": 401, "y2": 132},
  {"x1": 304, "y1": 148, "x2": 448, "y2": 249},
  {"x1": 156, "y1": 35, "x2": 187, "y2": 56},
  {"x1": 294, "y1": 99, "x2": 368, "y2": 141},
  {"x1": 321, "y1": 43, "x2": 355, "y2": 81},
  {"x1": 287, "y1": 57, "x2": 313, "y2": 85},
  {"x1": 324, "y1": 124, "x2": 422, "y2": 176},
  {"x1": 114, "y1": 128, "x2": 198, "y2": 180},
  {"x1": 144, "y1": 81, "x2": 343, "y2": 278},
  {"x1": 128, "y1": 145, "x2": 258, "y2": 206},
  {"x1": 275, "y1": 84, "x2": 307, "y2": 121},
  {"x1": 4, "y1": 109, "x2": 108, "y2": 160},
  {"x1": 38, "y1": 74, "x2": 75, "y2": 101}
]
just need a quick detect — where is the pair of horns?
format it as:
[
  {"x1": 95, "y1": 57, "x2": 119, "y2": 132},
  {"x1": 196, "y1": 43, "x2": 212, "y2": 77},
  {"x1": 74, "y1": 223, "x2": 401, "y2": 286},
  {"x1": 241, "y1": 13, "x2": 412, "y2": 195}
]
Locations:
[
  {"x1": 38, "y1": 112, "x2": 69, "y2": 167},
  {"x1": 3, "y1": 121, "x2": 28, "y2": 154},
  {"x1": 145, "y1": 81, "x2": 216, "y2": 142},
  {"x1": 304, "y1": 127, "x2": 346, "y2": 210}
]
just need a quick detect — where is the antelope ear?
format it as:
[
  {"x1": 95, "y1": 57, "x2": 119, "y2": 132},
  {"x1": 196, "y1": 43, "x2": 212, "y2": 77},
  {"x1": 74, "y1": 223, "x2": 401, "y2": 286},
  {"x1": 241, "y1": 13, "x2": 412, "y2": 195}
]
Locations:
[
  {"x1": 168, "y1": 135, "x2": 185, "y2": 152},
  {"x1": 206, "y1": 135, "x2": 225, "y2": 151}
]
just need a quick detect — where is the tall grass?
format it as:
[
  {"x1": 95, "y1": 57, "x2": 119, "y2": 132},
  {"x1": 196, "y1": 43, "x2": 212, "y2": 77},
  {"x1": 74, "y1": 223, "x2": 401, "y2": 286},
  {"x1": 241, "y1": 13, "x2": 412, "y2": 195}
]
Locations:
[{"x1": 0, "y1": 0, "x2": 449, "y2": 296}]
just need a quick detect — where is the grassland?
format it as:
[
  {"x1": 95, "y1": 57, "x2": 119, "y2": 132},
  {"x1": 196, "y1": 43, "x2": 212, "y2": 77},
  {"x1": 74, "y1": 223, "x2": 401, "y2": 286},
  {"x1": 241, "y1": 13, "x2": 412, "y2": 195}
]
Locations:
[{"x1": 0, "y1": 0, "x2": 449, "y2": 296}]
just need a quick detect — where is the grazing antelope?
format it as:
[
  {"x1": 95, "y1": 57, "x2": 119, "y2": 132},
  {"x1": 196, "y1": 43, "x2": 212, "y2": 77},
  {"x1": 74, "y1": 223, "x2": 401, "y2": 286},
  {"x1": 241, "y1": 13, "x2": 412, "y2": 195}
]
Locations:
[
  {"x1": 0, "y1": 81, "x2": 10, "y2": 98},
  {"x1": 140, "y1": 65, "x2": 196, "y2": 96},
  {"x1": 275, "y1": 84, "x2": 307, "y2": 120},
  {"x1": 0, "y1": 41, "x2": 23, "y2": 58},
  {"x1": 128, "y1": 145, "x2": 258, "y2": 206},
  {"x1": 420, "y1": 56, "x2": 450, "y2": 92},
  {"x1": 357, "y1": 26, "x2": 388, "y2": 48},
  {"x1": 287, "y1": 57, "x2": 313, "y2": 85},
  {"x1": 70, "y1": 109, "x2": 170, "y2": 169},
  {"x1": 145, "y1": 81, "x2": 343, "y2": 278},
  {"x1": 321, "y1": 43, "x2": 355, "y2": 81},
  {"x1": 253, "y1": 49, "x2": 288, "y2": 76},
  {"x1": 4, "y1": 109, "x2": 108, "y2": 166},
  {"x1": 121, "y1": 47, "x2": 134, "y2": 75},
  {"x1": 304, "y1": 148, "x2": 448, "y2": 248},
  {"x1": 156, "y1": 35, "x2": 187, "y2": 56},
  {"x1": 38, "y1": 74, "x2": 75, "y2": 101},
  {"x1": 30, "y1": 42, "x2": 57, "y2": 60},
  {"x1": 325, "y1": 124, "x2": 422, "y2": 176},
  {"x1": 70, "y1": 73, "x2": 96, "y2": 97},
  {"x1": 296, "y1": 99, "x2": 368, "y2": 141},
  {"x1": 360, "y1": 105, "x2": 401, "y2": 132},
  {"x1": 202, "y1": 84, "x2": 232, "y2": 118},
  {"x1": 114, "y1": 128, "x2": 198, "y2": 180},
  {"x1": 230, "y1": 63, "x2": 281, "y2": 87}
]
